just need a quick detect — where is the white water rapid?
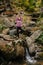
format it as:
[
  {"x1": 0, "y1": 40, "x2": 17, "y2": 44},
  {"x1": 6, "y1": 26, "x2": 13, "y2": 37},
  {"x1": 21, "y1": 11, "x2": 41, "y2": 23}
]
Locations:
[{"x1": 26, "y1": 48, "x2": 37, "y2": 64}]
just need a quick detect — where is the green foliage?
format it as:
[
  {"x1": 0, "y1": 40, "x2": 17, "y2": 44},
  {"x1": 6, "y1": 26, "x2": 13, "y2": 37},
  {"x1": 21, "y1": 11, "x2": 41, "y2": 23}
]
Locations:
[
  {"x1": 42, "y1": 0, "x2": 43, "y2": 6},
  {"x1": 36, "y1": 32, "x2": 43, "y2": 45},
  {"x1": 0, "y1": 24, "x2": 3, "y2": 32},
  {"x1": 0, "y1": 24, "x2": 7, "y2": 32},
  {"x1": 11, "y1": 0, "x2": 41, "y2": 12},
  {"x1": 40, "y1": 25, "x2": 43, "y2": 30}
]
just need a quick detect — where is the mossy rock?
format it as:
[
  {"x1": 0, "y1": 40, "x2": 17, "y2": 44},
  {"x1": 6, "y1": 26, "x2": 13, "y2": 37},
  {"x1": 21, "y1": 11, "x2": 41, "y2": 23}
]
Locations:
[{"x1": 38, "y1": 52, "x2": 43, "y2": 60}]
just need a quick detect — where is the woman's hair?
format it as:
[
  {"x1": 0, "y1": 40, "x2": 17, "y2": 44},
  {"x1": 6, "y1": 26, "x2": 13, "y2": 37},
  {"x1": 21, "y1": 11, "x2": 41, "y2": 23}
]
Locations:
[{"x1": 16, "y1": 13, "x2": 18, "y2": 15}]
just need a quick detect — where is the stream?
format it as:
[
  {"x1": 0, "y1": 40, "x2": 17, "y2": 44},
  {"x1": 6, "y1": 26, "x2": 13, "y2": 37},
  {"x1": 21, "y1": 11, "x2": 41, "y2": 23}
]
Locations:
[{"x1": 26, "y1": 48, "x2": 37, "y2": 64}]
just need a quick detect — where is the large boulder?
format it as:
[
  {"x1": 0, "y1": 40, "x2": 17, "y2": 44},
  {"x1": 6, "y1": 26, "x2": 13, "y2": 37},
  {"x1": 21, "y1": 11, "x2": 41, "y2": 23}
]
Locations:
[
  {"x1": 26, "y1": 30, "x2": 42, "y2": 45},
  {"x1": 26, "y1": 30, "x2": 42, "y2": 56},
  {"x1": 3, "y1": 17, "x2": 15, "y2": 28}
]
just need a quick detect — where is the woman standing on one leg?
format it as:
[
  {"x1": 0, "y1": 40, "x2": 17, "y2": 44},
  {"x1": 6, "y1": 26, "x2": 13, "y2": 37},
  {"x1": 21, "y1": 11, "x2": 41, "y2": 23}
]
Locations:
[{"x1": 15, "y1": 13, "x2": 23, "y2": 38}]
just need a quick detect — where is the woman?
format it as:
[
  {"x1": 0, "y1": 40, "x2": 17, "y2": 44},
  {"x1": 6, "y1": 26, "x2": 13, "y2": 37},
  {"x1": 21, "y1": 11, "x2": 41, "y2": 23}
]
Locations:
[{"x1": 15, "y1": 13, "x2": 23, "y2": 37}]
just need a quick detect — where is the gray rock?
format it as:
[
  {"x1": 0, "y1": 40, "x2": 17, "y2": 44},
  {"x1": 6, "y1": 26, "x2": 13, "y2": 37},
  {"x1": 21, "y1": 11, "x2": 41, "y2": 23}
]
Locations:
[
  {"x1": 26, "y1": 30, "x2": 42, "y2": 54},
  {"x1": 9, "y1": 29, "x2": 16, "y2": 36},
  {"x1": 26, "y1": 30, "x2": 42, "y2": 44}
]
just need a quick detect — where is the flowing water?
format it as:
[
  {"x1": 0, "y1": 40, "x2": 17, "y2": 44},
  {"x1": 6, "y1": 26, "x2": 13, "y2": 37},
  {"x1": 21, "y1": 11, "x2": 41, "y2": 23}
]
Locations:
[{"x1": 26, "y1": 48, "x2": 37, "y2": 64}]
